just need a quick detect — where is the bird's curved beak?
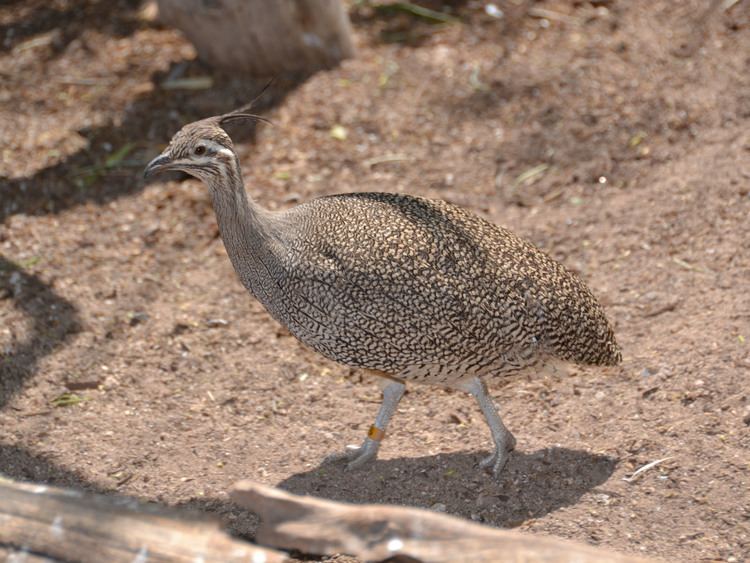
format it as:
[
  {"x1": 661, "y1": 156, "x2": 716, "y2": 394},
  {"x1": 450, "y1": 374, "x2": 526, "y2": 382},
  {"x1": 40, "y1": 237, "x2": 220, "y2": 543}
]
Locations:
[{"x1": 143, "y1": 153, "x2": 172, "y2": 179}]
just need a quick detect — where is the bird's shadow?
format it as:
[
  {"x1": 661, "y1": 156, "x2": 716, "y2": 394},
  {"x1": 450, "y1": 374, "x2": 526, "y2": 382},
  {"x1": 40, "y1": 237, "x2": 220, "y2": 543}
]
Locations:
[
  {"x1": 276, "y1": 447, "x2": 617, "y2": 528},
  {"x1": 0, "y1": 441, "x2": 616, "y2": 542}
]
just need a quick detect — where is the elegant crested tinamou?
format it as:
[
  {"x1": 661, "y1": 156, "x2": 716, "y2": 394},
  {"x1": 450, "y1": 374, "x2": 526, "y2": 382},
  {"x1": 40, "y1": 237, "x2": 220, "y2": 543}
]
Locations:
[{"x1": 145, "y1": 108, "x2": 621, "y2": 476}]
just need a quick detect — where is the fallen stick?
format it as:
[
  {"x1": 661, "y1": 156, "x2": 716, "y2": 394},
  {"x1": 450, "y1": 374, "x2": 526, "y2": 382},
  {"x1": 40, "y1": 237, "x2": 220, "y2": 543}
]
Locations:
[
  {"x1": 231, "y1": 480, "x2": 656, "y2": 563},
  {"x1": 622, "y1": 457, "x2": 673, "y2": 483},
  {"x1": 0, "y1": 478, "x2": 285, "y2": 563}
]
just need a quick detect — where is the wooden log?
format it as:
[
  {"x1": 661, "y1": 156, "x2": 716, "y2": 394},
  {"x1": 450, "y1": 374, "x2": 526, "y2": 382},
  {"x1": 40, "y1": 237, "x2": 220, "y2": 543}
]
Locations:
[
  {"x1": 156, "y1": 0, "x2": 355, "y2": 75},
  {"x1": 231, "y1": 480, "x2": 656, "y2": 563},
  {"x1": 0, "y1": 546, "x2": 54, "y2": 563},
  {"x1": 0, "y1": 479, "x2": 286, "y2": 563}
]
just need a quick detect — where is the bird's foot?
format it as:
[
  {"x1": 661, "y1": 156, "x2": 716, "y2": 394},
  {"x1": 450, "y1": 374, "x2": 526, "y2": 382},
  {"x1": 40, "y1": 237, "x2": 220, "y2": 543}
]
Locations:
[
  {"x1": 324, "y1": 437, "x2": 381, "y2": 470},
  {"x1": 480, "y1": 432, "x2": 517, "y2": 476}
]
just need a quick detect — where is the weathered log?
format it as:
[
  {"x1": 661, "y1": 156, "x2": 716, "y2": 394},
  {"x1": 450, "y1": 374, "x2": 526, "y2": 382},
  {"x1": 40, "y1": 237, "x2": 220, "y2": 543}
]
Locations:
[
  {"x1": 231, "y1": 480, "x2": 655, "y2": 563},
  {"x1": 156, "y1": 0, "x2": 355, "y2": 75},
  {"x1": 0, "y1": 478, "x2": 286, "y2": 563},
  {"x1": 0, "y1": 546, "x2": 54, "y2": 563},
  {"x1": 0, "y1": 476, "x2": 656, "y2": 563}
]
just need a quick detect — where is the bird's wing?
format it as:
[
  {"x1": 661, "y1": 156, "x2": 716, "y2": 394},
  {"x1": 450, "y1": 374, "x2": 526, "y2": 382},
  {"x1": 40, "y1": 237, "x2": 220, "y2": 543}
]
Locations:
[{"x1": 275, "y1": 193, "x2": 540, "y2": 372}]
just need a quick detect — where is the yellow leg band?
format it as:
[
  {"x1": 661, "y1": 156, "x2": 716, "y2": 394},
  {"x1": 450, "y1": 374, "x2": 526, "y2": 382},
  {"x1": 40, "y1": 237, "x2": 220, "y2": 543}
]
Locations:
[{"x1": 368, "y1": 425, "x2": 386, "y2": 442}]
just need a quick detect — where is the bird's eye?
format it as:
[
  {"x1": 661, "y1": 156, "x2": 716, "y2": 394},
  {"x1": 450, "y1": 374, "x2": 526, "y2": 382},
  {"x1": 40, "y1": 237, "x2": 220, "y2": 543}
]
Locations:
[{"x1": 194, "y1": 145, "x2": 206, "y2": 156}]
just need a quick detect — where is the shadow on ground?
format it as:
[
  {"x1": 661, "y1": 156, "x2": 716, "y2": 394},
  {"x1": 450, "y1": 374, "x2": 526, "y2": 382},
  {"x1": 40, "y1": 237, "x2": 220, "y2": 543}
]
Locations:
[
  {"x1": 177, "y1": 446, "x2": 616, "y2": 538},
  {"x1": 0, "y1": 443, "x2": 265, "y2": 545},
  {"x1": 276, "y1": 447, "x2": 617, "y2": 528},
  {"x1": 0, "y1": 64, "x2": 306, "y2": 224},
  {"x1": 0, "y1": 3, "x2": 311, "y2": 411},
  {"x1": 0, "y1": 443, "x2": 616, "y2": 541},
  {"x1": 0, "y1": 442, "x2": 263, "y2": 539},
  {"x1": 0, "y1": 0, "x2": 144, "y2": 54},
  {"x1": 348, "y1": 0, "x2": 531, "y2": 47},
  {"x1": 0, "y1": 256, "x2": 80, "y2": 410},
  {"x1": 0, "y1": 444, "x2": 95, "y2": 491},
  {"x1": 1, "y1": 0, "x2": 311, "y2": 224}
]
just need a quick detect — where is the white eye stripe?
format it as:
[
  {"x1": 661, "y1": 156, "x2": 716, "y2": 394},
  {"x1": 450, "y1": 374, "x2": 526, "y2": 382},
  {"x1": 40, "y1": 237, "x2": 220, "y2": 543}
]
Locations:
[{"x1": 194, "y1": 139, "x2": 230, "y2": 156}]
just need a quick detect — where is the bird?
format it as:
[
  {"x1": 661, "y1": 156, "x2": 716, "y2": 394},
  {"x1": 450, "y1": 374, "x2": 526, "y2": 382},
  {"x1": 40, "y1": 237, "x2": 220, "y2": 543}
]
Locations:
[{"x1": 144, "y1": 108, "x2": 621, "y2": 476}]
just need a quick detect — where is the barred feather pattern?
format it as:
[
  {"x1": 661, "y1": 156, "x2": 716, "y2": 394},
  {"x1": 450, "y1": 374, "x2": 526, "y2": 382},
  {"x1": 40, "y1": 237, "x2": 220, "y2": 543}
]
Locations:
[
  {"x1": 261, "y1": 193, "x2": 621, "y2": 384},
  {"x1": 162, "y1": 121, "x2": 621, "y2": 387}
]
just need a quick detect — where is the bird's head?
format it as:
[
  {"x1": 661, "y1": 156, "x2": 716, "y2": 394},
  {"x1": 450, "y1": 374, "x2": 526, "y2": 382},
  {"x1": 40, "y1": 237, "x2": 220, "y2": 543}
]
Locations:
[{"x1": 144, "y1": 112, "x2": 269, "y2": 184}]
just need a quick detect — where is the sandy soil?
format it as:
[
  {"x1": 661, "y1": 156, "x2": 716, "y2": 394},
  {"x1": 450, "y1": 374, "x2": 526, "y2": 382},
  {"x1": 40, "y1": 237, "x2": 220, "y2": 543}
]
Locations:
[{"x1": 1, "y1": 1, "x2": 749, "y2": 561}]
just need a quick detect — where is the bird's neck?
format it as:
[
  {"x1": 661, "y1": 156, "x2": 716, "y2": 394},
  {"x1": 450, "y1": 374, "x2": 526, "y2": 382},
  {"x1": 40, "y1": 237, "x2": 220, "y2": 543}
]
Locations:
[
  {"x1": 208, "y1": 172, "x2": 270, "y2": 244},
  {"x1": 205, "y1": 159, "x2": 284, "y2": 307}
]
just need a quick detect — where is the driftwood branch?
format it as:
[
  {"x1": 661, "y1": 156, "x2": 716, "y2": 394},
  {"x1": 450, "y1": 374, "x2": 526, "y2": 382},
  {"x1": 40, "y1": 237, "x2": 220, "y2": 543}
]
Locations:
[
  {"x1": 1, "y1": 476, "x2": 656, "y2": 563},
  {"x1": 231, "y1": 481, "x2": 655, "y2": 563},
  {"x1": 0, "y1": 479, "x2": 285, "y2": 563}
]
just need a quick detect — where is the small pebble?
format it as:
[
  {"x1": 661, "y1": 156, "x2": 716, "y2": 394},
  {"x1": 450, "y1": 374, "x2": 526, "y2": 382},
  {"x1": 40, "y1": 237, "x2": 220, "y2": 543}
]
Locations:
[
  {"x1": 484, "y1": 3, "x2": 504, "y2": 18},
  {"x1": 128, "y1": 311, "x2": 149, "y2": 326}
]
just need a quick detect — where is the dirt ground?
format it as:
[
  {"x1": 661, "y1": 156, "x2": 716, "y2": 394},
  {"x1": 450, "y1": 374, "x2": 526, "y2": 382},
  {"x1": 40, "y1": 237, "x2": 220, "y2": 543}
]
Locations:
[{"x1": 1, "y1": 0, "x2": 749, "y2": 561}]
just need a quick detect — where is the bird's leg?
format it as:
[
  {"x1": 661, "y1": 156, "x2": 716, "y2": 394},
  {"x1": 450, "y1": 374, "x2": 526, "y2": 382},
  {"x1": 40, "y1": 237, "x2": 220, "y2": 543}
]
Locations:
[
  {"x1": 328, "y1": 379, "x2": 405, "y2": 470},
  {"x1": 457, "y1": 377, "x2": 516, "y2": 476}
]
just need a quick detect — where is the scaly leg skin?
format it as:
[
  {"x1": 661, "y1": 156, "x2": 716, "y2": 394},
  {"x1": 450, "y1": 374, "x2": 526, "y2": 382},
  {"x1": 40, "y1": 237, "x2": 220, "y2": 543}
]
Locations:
[
  {"x1": 457, "y1": 377, "x2": 517, "y2": 477},
  {"x1": 326, "y1": 380, "x2": 405, "y2": 470}
]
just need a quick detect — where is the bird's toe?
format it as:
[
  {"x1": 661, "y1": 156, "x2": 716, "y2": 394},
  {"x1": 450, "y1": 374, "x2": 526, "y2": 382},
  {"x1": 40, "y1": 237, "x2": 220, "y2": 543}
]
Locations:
[
  {"x1": 345, "y1": 439, "x2": 380, "y2": 470},
  {"x1": 479, "y1": 449, "x2": 513, "y2": 476},
  {"x1": 479, "y1": 451, "x2": 498, "y2": 469},
  {"x1": 491, "y1": 450, "x2": 512, "y2": 477},
  {"x1": 480, "y1": 435, "x2": 516, "y2": 475},
  {"x1": 322, "y1": 444, "x2": 361, "y2": 465},
  {"x1": 324, "y1": 438, "x2": 381, "y2": 469},
  {"x1": 346, "y1": 450, "x2": 378, "y2": 470}
]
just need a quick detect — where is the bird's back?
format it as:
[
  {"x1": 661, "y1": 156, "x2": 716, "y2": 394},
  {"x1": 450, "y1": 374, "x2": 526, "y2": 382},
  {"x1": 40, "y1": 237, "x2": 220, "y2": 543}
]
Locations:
[{"x1": 259, "y1": 192, "x2": 620, "y2": 381}]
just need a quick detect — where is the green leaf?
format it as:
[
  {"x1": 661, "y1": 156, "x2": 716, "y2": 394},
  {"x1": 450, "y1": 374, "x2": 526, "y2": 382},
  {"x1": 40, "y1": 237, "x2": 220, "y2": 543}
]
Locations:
[
  {"x1": 375, "y1": 2, "x2": 459, "y2": 24},
  {"x1": 19, "y1": 256, "x2": 41, "y2": 268},
  {"x1": 51, "y1": 392, "x2": 85, "y2": 407},
  {"x1": 628, "y1": 131, "x2": 647, "y2": 148},
  {"x1": 104, "y1": 143, "x2": 135, "y2": 169},
  {"x1": 513, "y1": 164, "x2": 549, "y2": 187},
  {"x1": 161, "y1": 76, "x2": 214, "y2": 90}
]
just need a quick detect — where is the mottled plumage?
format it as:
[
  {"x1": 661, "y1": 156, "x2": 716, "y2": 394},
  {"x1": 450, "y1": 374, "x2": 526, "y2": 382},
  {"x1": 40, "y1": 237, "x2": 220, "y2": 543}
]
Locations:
[
  {"x1": 145, "y1": 112, "x2": 621, "y2": 476},
  {"x1": 279, "y1": 193, "x2": 620, "y2": 377}
]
